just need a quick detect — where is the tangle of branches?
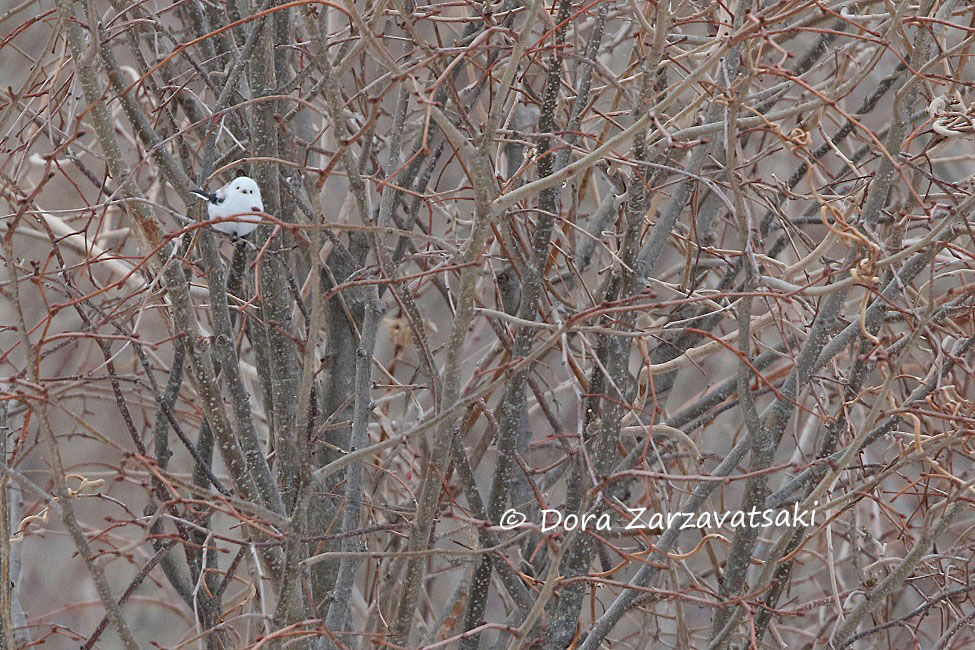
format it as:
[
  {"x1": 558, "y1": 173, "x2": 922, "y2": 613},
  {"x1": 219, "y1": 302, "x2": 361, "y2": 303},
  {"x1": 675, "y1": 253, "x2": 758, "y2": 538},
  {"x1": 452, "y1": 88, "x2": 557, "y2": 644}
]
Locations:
[{"x1": 2, "y1": 0, "x2": 975, "y2": 648}]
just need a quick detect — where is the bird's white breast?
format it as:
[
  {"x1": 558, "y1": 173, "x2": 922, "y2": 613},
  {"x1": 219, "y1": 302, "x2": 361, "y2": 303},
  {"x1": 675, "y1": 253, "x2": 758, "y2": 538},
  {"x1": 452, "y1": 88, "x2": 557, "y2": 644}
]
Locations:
[{"x1": 208, "y1": 191, "x2": 263, "y2": 236}]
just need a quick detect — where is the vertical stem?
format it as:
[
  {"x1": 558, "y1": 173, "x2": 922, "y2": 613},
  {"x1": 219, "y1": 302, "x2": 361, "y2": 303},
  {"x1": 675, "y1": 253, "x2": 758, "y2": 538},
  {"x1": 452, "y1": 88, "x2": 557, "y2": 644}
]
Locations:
[{"x1": 0, "y1": 396, "x2": 14, "y2": 650}]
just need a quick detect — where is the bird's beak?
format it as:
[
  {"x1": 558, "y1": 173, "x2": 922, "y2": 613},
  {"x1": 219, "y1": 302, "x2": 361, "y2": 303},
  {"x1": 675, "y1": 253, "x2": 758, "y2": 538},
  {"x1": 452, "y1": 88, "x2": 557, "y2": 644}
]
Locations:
[{"x1": 189, "y1": 189, "x2": 216, "y2": 202}]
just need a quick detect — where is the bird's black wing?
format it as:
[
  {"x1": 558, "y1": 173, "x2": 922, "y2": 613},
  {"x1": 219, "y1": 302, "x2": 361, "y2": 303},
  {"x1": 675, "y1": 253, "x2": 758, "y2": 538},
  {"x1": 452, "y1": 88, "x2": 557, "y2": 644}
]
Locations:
[{"x1": 189, "y1": 189, "x2": 224, "y2": 205}]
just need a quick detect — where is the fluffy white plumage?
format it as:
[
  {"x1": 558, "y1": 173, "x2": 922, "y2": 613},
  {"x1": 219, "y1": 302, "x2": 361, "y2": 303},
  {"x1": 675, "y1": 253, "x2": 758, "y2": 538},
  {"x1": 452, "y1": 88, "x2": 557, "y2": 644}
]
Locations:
[{"x1": 191, "y1": 176, "x2": 264, "y2": 237}]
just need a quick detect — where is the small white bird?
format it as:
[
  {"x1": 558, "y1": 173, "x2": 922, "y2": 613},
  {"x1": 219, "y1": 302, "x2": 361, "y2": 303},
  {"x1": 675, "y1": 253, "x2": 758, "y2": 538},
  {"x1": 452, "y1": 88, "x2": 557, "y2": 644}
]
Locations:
[{"x1": 190, "y1": 176, "x2": 265, "y2": 237}]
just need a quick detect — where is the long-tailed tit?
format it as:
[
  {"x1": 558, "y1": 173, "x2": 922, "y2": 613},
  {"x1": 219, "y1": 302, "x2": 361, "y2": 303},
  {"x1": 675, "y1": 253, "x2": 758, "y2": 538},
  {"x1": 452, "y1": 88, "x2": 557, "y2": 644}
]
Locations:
[{"x1": 190, "y1": 176, "x2": 264, "y2": 237}]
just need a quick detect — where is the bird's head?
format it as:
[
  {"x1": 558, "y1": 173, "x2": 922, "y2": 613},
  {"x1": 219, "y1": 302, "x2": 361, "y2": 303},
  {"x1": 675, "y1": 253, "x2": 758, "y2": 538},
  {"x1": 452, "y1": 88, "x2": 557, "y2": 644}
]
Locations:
[{"x1": 227, "y1": 176, "x2": 263, "y2": 211}]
